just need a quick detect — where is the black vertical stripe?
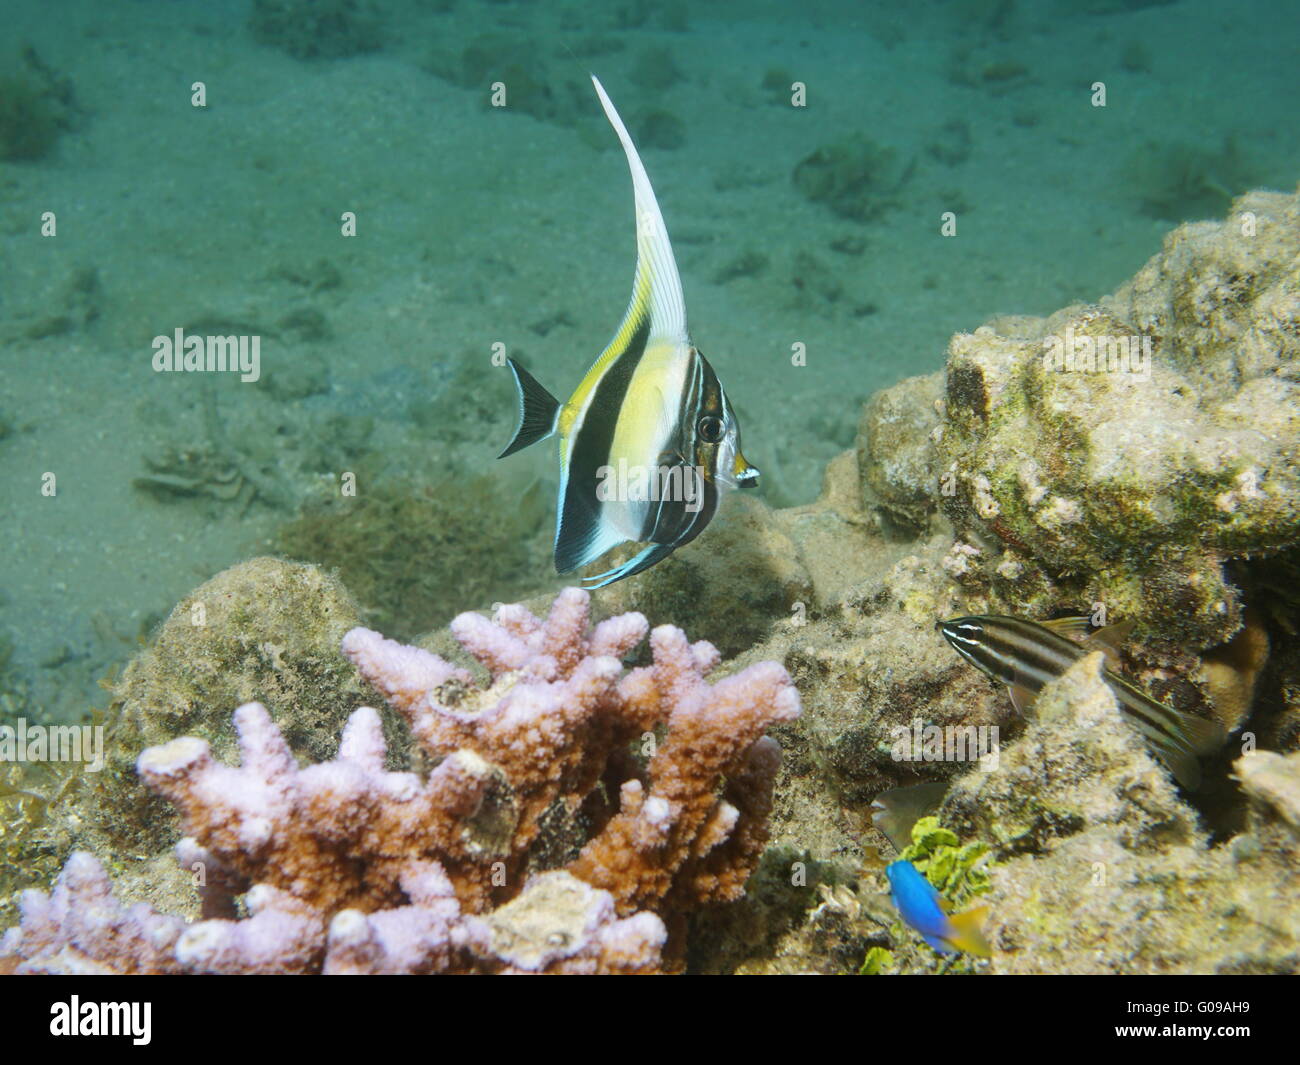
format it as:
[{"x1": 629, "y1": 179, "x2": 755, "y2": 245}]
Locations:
[
  {"x1": 635, "y1": 349, "x2": 707, "y2": 543},
  {"x1": 555, "y1": 315, "x2": 652, "y2": 573}
]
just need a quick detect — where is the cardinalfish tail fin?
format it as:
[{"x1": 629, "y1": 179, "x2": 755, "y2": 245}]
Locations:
[
  {"x1": 1153, "y1": 713, "x2": 1226, "y2": 790},
  {"x1": 498, "y1": 358, "x2": 560, "y2": 459},
  {"x1": 1176, "y1": 712, "x2": 1228, "y2": 756},
  {"x1": 1158, "y1": 745, "x2": 1204, "y2": 791},
  {"x1": 945, "y1": 905, "x2": 992, "y2": 957},
  {"x1": 590, "y1": 74, "x2": 687, "y2": 341},
  {"x1": 1109, "y1": 672, "x2": 1226, "y2": 788}
]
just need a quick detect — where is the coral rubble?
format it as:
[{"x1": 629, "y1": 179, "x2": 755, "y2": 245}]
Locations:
[
  {"x1": 792, "y1": 133, "x2": 913, "y2": 222},
  {"x1": 0, "y1": 589, "x2": 798, "y2": 974}
]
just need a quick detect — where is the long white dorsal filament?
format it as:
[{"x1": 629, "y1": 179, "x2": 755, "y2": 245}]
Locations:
[{"x1": 591, "y1": 75, "x2": 688, "y2": 342}]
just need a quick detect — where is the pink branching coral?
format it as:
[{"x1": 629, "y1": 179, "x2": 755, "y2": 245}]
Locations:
[{"x1": 0, "y1": 588, "x2": 799, "y2": 974}]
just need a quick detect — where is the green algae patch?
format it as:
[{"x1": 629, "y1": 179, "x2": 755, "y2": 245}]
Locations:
[{"x1": 901, "y1": 816, "x2": 992, "y2": 910}]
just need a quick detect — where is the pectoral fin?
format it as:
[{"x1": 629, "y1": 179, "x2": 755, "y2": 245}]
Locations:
[
  {"x1": 1007, "y1": 683, "x2": 1036, "y2": 715},
  {"x1": 581, "y1": 541, "x2": 677, "y2": 589}
]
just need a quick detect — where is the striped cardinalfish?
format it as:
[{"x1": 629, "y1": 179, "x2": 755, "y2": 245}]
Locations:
[
  {"x1": 497, "y1": 76, "x2": 758, "y2": 589},
  {"x1": 936, "y1": 614, "x2": 1225, "y2": 789}
]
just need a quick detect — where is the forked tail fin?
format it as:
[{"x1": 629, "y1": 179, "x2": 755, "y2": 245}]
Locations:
[
  {"x1": 498, "y1": 358, "x2": 560, "y2": 459},
  {"x1": 945, "y1": 905, "x2": 992, "y2": 958}
]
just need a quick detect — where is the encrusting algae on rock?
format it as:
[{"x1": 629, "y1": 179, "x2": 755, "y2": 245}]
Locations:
[{"x1": 0, "y1": 588, "x2": 799, "y2": 974}]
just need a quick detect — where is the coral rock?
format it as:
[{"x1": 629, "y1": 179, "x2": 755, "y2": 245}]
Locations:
[
  {"x1": 0, "y1": 852, "x2": 185, "y2": 975},
  {"x1": 1, "y1": 588, "x2": 798, "y2": 974}
]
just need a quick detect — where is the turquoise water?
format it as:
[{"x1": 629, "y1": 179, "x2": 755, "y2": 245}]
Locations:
[{"x1": 1, "y1": 0, "x2": 1298, "y2": 721}]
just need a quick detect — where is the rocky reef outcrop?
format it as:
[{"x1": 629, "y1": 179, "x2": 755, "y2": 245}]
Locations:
[
  {"x1": 870, "y1": 188, "x2": 1300, "y2": 652},
  {"x1": 612, "y1": 187, "x2": 1300, "y2": 973}
]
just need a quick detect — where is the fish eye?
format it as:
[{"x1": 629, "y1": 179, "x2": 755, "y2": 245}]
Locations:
[{"x1": 697, "y1": 415, "x2": 724, "y2": 443}]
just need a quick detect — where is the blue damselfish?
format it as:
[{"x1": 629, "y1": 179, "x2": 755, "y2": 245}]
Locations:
[{"x1": 885, "y1": 859, "x2": 991, "y2": 957}]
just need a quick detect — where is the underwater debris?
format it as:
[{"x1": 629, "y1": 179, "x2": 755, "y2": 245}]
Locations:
[
  {"x1": 792, "y1": 133, "x2": 914, "y2": 222},
  {"x1": 133, "y1": 383, "x2": 296, "y2": 514},
  {"x1": 133, "y1": 448, "x2": 250, "y2": 506},
  {"x1": 1130, "y1": 135, "x2": 1256, "y2": 222},
  {"x1": 0, "y1": 588, "x2": 799, "y2": 973},
  {"x1": 248, "y1": 0, "x2": 383, "y2": 60},
  {"x1": 0, "y1": 46, "x2": 81, "y2": 162}
]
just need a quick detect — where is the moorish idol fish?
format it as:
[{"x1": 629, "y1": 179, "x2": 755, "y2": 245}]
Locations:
[
  {"x1": 937, "y1": 614, "x2": 1226, "y2": 789},
  {"x1": 886, "y1": 859, "x2": 991, "y2": 958},
  {"x1": 497, "y1": 76, "x2": 759, "y2": 589}
]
